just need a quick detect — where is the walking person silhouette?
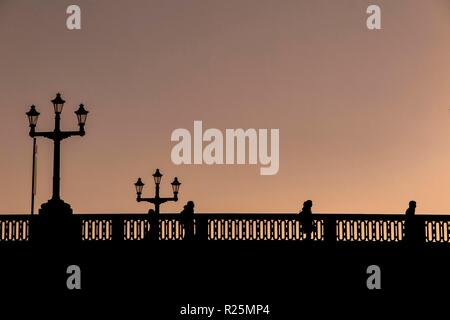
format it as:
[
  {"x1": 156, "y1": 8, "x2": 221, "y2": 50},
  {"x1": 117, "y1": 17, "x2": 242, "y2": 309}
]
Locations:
[
  {"x1": 405, "y1": 200, "x2": 418, "y2": 246},
  {"x1": 180, "y1": 201, "x2": 195, "y2": 240},
  {"x1": 148, "y1": 208, "x2": 159, "y2": 240},
  {"x1": 299, "y1": 200, "x2": 314, "y2": 242}
]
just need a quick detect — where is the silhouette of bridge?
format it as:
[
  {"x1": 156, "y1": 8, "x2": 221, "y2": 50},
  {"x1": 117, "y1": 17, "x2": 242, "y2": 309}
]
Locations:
[
  {"x1": 17, "y1": 94, "x2": 448, "y2": 247},
  {"x1": 8, "y1": 94, "x2": 450, "y2": 307},
  {"x1": 0, "y1": 212, "x2": 448, "y2": 245}
]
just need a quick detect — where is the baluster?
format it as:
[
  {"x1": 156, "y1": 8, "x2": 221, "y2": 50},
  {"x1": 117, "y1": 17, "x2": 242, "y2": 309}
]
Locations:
[
  {"x1": 203, "y1": 219, "x2": 207, "y2": 240},
  {"x1": 111, "y1": 217, "x2": 123, "y2": 241},
  {"x1": 324, "y1": 217, "x2": 336, "y2": 244}
]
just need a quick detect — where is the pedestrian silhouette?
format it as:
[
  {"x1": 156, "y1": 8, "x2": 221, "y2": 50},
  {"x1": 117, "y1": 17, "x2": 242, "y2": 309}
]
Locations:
[
  {"x1": 405, "y1": 201, "x2": 416, "y2": 218},
  {"x1": 148, "y1": 208, "x2": 159, "y2": 240},
  {"x1": 299, "y1": 200, "x2": 314, "y2": 242},
  {"x1": 405, "y1": 200, "x2": 419, "y2": 246},
  {"x1": 181, "y1": 201, "x2": 195, "y2": 240}
]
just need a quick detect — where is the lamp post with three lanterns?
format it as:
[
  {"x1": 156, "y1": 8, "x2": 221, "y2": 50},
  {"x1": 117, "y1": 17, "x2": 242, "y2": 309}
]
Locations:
[{"x1": 26, "y1": 93, "x2": 89, "y2": 215}]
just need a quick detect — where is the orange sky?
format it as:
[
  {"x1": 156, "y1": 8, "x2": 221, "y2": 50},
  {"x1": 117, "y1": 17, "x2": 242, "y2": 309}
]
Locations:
[{"x1": 1, "y1": 0, "x2": 450, "y2": 214}]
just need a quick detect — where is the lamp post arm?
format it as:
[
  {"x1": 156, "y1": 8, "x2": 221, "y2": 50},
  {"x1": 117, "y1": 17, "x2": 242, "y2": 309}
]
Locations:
[
  {"x1": 30, "y1": 131, "x2": 55, "y2": 139},
  {"x1": 60, "y1": 130, "x2": 86, "y2": 140},
  {"x1": 137, "y1": 197, "x2": 177, "y2": 204},
  {"x1": 159, "y1": 197, "x2": 178, "y2": 203},
  {"x1": 137, "y1": 197, "x2": 157, "y2": 204}
]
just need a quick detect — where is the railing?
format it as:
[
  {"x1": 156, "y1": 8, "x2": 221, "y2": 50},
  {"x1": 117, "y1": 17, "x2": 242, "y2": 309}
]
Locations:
[
  {"x1": 81, "y1": 215, "x2": 114, "y2": 241},
  {"x1": 79, "y1": 214, "x2": 187, "y2": 241},
  {"x1": 0, "y1": 213, "x2": 446, "y2": 244},
  {"x1": 424, "y1": 215, "x2": 450, "y2": 243},
  {"x1": 330, "y1": 214, "x2": 404, "y2": 242},
  {"x1": 0, "y1": 215, "x2": 29, "y2": 241},
  {"x1": 206, "y1": 215, "x2": 323, "y2": 241}
]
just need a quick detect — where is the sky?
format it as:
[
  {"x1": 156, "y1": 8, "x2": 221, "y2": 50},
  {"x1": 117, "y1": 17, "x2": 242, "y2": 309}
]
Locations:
[{"x1": 0, "y1": 0, "x2": 450, "y2": 214}]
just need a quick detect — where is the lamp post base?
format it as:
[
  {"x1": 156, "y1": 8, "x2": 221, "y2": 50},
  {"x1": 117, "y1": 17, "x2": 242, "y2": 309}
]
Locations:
[
  {"x1": 39, "y1": 198, "x2": 73, "y2": 216},
  {"x1": 32, "y1": 199, "x2": 79, "y2": 244}
]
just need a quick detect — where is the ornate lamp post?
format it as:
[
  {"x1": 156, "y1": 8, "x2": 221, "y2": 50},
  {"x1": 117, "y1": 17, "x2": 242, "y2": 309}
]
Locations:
[
  {"x1": 134, "y1": 169, "x2": 181, "y2": 214},
  {"x1": 26, "y1": 93, "x2": 89, "y2": 215}
]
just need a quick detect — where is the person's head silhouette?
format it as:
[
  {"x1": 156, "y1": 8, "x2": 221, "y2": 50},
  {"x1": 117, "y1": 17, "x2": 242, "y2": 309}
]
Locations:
[
  {"x1": 406, "y1": 200, "x2": 416, "y2": 217},
  {"x1": 181, "y1": 201, "x2": 195, "y2": 215},
  {"x1": 303, "y1": 200, "x2": 313, "y2": 210},
  {"x1": 300, "y1": 200, "x2": 313, "y2": 215}
]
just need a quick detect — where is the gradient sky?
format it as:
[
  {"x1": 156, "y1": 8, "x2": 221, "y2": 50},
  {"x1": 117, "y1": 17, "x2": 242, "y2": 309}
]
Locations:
[{"x1": 1, "y1": 0, "x2": 450, "y2": 214}]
